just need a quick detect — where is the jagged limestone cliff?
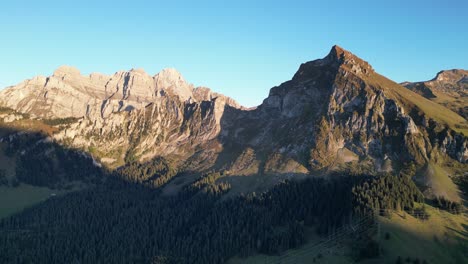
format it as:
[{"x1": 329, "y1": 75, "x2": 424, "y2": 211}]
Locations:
[{"x1": 0, "y1": 66, "x2": 239, "y2": 119}]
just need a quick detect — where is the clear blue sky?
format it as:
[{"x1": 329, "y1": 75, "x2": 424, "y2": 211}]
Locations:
[{"x1": 0, "y1": 0, "x2": 467, "y2": 107}]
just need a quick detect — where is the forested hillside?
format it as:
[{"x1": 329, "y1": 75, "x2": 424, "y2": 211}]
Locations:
[{"x1": 0, "y1": 164, "x2": 428, "y2": 263}]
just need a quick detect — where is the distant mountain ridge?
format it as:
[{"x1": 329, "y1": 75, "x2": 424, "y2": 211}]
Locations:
[
  {"x1": 0, "y1": 66, "x2": 241, "y2": 119},
  {"x1": 402, "y1": 69, "x2": 467, "y2": 119}
]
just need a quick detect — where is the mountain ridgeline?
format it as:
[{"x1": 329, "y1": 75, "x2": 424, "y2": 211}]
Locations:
[
  {"x1": 1, "y1": 46, "x2": 466, "y2": 175},
  {"x1": 402, "y1": 69, "x2": 467, "y2": 119},
  {"x1": 0, "y1": 46, "x2": 467, "y2": 263}
]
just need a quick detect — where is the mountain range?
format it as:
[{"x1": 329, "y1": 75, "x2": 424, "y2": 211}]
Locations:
[
  {"x1": 0, "y1": 45, "x2": 467, "y2": 264},
  {"x1": 0, "y1": 46, "x2": 467, "y2": 197}
]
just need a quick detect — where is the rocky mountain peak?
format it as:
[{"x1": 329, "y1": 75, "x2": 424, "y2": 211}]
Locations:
[
  {"x1": 325, "y1": 45, "x2": 373, "y2": 71},
  {"x1": 154, "y1": 68, "x2": 193, "y2": 100},
  {"x1": 129, "y1": 68, "x2": 149, "y2": 75},
  {"x1": 433, "y1": 69, "x2": 467, "y2": 83},
  {"x1": 154, "y1": 68, "x2": 185, "y2": 83},
  {"x1": 326, "y1": 45, "x2": 349, "y2": 62},
  {"x1": 292, "y1": 45, "x2": 374, "y2": 83},
  {"x1": 53, "y1": 65, "x2": 81, "y2": 78}
]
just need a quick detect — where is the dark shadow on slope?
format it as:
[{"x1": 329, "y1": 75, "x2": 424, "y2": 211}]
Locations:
[
  {"x1": 403, "y1": 83, "x2": 437, "y2": 99},
  {"x1": 212, "y1": 102, "x2": 318, "y2": 177},
  {"x1": 215, "y1": 172, "x2": 311, "y2": 196},
  {"x1": 0, "y1": 121, "x2": 449, "y2": 264},
  {"x1": 0, "y1": 173, "x2": 363, "y2": 264},
  {"x1": 0, "y1": 123, "x2": 105, "y2": 189}
]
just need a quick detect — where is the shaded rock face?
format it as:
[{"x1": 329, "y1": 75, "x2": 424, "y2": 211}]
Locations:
[
  {"x1": 1, "y1": 46, "x2": 467, "y2": 173},
  {"x1": 402, "y1": 69, "x2": 468, "y2": 119}
]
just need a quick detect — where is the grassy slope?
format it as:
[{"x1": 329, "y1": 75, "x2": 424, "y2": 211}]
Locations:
[
  {"x1": 430, "y1": 91, "x2": 467, "y2": 118},
  {"x1": 370, "y1": 73, "x2": 468, "y2": 136},
  {"x1": 362, "y1": 73, "x2": 466, "y2": 203},
  {"x1": 0, "y1": 184, "x2": 57, "y2": 219},
  {"x1": 228, "y1": 205, "x2": 467, "y2": 264},
  {"x1": 379, "y1": 206, "x2": 468, "y2": 264},
  {"x1": 413, "y1": 163, "x2": 461, "y2": 202},
  {"x1": 0, "y1": 117, "x2": 81, "y2": 219},
  {"x1": 0, "y1": 143, "x2": 64, "y2": 220},
  {"x1": 0, "y1": 119, "x2": 58, "y2": 136},
  {"x1": 227, "y1": 227, "x2": 353, "y2": 264}
]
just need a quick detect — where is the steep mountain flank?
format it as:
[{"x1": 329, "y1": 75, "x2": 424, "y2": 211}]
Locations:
[
  {"x1": 218, "y1": 46, "x2": 467, "y2": 175},
  {"x1": 402, "y1": 69, "x2": 468, "y2": 119}
]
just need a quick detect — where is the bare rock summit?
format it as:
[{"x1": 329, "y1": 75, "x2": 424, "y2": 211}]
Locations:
[{"x1": 0, "y1": 66, "x2": 240, "y2": 120}]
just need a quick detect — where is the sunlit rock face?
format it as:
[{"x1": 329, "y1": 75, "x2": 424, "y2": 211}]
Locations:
[{"x1": 0, "y1": 66, "x2": 202, "y2": 119}]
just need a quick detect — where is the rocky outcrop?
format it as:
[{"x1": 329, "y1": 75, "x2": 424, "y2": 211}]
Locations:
[{"x1": 403, "y1": 69, "x2": 468, "y2": 97}]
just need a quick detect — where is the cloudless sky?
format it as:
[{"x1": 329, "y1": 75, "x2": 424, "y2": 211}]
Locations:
[{"x1": 0, "y1": 0, "x2": 467, "y2": 107}]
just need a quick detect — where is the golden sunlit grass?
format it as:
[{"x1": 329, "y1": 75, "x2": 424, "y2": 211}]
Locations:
[
  {"x1": 413, "y1": 163, "x2": 461, "y2": 202},
  {"x1": 379, "y1": 205, "x2": 468, "y2": 263},
  {"x1": 228, "y1": 205, "x2": 467, "y2": 264},
  {"x1": 370, "y1": 73, "x2": 468, "y2": 136}
]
